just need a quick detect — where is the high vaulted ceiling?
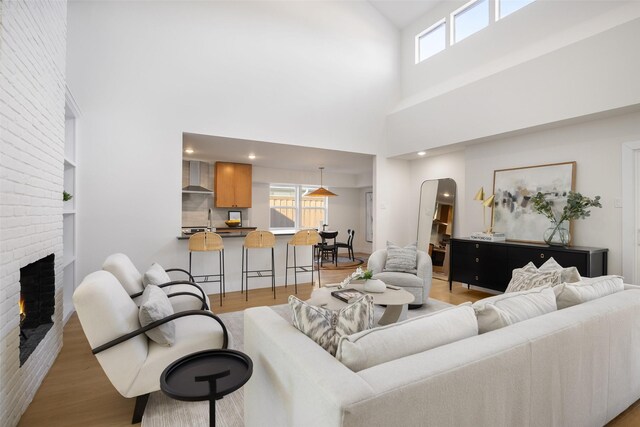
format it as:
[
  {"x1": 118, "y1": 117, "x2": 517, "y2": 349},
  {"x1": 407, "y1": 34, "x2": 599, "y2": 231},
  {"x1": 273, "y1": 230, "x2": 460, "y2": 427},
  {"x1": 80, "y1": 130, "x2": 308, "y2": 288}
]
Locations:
[{"x1": 368, "y1": 0, "x2": 442, "y2": 29}]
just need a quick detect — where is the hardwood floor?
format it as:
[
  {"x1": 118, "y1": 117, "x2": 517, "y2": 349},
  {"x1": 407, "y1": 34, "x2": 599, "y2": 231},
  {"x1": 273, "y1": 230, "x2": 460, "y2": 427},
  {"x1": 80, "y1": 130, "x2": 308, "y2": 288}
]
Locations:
[{"x1": 17, "y1": 263, "x2": 640, "y2": 426}]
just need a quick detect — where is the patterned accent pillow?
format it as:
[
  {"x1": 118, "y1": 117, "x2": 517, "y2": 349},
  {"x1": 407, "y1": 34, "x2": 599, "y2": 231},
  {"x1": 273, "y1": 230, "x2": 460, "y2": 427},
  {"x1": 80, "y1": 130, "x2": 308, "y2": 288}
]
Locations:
[
  {"x1": 138, "y1": 285, "x2": 175, "y2": 346},
  {"x1": 538, "y1": 257, "x2": 581, "y2": 283},
  {"x1": 505, "y1": 262, "x2": 562, "y2": 293},
  {"x1": 289, "y1": 294, "x2": 374, "y2": 355},
  {"x1": 384, "y1": 241, "x2": 418, "y2": 274}
]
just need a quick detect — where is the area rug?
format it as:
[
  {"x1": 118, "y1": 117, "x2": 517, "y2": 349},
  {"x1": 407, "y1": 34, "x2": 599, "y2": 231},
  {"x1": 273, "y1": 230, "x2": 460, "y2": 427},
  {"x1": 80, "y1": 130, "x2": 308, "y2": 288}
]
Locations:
[
  {"x1": 142, "y1": 298, "x2": 453, "y2": 426},
  {"x1": 317, "y1": 256, "x2": 365, "y2": 270}
]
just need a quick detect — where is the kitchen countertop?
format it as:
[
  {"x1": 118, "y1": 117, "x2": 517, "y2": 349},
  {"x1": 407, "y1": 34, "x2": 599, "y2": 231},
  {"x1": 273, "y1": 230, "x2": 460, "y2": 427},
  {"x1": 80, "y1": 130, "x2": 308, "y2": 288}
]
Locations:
[{"x1": 177, "y1": 229, "x2": 299, "y2": 240}]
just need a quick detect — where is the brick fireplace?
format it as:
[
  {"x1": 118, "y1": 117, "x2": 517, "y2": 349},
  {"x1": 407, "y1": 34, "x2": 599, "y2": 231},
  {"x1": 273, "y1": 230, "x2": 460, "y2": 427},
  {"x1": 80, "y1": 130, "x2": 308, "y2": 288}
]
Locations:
[{"x1": 0, "y1": 1, "x2": 68, "y2": 426}]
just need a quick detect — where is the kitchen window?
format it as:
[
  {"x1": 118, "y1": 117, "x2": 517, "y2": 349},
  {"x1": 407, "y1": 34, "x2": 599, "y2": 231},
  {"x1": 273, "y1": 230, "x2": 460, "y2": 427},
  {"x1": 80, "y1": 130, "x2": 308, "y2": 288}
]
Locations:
[{"x1": 269, "y1": 184, "x2": 328, "y2": 229}]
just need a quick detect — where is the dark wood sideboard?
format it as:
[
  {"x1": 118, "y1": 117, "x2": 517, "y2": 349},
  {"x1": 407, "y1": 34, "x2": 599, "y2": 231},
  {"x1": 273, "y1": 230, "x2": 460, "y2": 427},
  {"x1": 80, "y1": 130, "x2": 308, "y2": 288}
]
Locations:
[{"x1": 449, "y1": 238, "x2": 609, "y2": 293}]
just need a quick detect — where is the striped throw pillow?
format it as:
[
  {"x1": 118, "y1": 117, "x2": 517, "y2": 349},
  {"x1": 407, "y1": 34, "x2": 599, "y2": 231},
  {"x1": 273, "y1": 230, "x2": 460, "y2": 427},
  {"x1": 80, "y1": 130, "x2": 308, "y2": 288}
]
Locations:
[{"x1": 384, "y1": 241, "x2": 418, "y2": 274}]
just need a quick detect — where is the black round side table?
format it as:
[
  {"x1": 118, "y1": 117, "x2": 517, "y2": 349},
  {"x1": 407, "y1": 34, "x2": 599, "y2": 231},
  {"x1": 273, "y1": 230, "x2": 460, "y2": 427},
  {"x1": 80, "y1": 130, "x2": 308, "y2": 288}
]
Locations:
[{"x1": 160, "y1": 349, "x2": 253, "y2": 427}]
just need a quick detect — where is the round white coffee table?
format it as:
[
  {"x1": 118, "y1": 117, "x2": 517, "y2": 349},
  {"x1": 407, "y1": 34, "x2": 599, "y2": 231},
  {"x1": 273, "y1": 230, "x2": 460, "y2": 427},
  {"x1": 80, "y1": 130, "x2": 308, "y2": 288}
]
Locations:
[{"x1": 308, "y1": 283, "x2": 415, "y2": 325}]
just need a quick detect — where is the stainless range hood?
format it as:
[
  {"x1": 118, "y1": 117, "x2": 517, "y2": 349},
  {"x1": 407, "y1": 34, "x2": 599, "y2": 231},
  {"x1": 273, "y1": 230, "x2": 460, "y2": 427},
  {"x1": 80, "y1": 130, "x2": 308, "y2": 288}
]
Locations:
[{"x1": 182, "y1": 161, "x2": 213, "y2": 194}]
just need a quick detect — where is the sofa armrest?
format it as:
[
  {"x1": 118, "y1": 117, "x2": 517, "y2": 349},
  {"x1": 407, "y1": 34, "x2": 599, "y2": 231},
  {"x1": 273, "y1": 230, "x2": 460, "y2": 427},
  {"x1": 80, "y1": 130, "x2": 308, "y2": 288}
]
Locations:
[{"x1": 244, "y1": 307, "x2": 375, "y2": 427}]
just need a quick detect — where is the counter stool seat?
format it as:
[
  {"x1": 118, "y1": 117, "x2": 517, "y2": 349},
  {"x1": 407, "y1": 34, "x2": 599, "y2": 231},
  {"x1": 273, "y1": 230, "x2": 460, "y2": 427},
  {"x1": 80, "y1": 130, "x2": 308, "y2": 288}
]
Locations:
[
  {"x1": 242, "y1": 230, "x2": 276, "y2": 301},
  {"x1": 286, "y1": 229, "x2": 321, "y2": 292},
  {"x1": 189, "y1": 232, "x2": 225, "y2": 306}
]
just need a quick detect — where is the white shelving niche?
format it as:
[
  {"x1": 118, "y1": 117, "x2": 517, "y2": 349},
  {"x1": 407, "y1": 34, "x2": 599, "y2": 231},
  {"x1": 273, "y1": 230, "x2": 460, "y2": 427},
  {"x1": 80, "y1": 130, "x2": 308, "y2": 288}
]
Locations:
[{"x1": 63, "y1": 89, "x2": 80, "y2": 324}]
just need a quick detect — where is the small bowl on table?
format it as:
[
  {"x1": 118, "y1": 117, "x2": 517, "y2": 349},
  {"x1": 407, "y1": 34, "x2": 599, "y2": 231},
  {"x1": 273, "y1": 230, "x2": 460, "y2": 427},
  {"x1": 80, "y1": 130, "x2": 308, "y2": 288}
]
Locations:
[{"x1": 225, "y1": 220, "x2": 241, "y2": 228}]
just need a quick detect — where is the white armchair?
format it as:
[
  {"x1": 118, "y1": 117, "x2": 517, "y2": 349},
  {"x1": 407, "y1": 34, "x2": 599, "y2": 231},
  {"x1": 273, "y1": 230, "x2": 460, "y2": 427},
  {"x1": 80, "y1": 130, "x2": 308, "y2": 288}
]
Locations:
[
  {"x1": 73, "y1": 270, "x2": 229, "y2": 423},
  {"x1": 102, "y1": 253, "x2": 211, "y2": 312},
  {"x1": 367, "y1": 249, "x2": 433, "y2": 307}
]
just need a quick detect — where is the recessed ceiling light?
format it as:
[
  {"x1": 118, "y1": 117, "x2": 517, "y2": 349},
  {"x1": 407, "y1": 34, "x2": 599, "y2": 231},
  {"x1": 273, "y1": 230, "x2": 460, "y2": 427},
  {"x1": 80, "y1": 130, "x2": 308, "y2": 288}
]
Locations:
[
  {"x1": 184, "y1": 148, "x2": 194, "y2": 154},
  {"x1": 248, "y1": 154, "x2": 256, "y2": 160},
  {"x1": 417, "y1": 151, "x2": 426, "y2": 156}
]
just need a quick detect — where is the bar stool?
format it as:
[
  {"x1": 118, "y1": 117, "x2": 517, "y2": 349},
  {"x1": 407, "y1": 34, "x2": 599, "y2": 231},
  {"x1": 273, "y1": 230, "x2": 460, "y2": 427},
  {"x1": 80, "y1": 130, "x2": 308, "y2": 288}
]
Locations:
[
  {"x1": 188, "y1": 232, "x2": 225, "y2": 306},
  {"x1": 242, "y1": 230, "x2": 276, "y2": 301},
  {"x1": 285, "y1": 229, "x2": 321, "y2": 293}
]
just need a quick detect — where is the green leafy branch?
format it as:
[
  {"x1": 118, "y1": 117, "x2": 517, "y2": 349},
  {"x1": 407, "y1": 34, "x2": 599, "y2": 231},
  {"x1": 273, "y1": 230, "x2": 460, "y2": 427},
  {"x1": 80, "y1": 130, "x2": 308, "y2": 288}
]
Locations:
[{"x1": 531, "y1": 191, "x2": 602, "y2": 224}]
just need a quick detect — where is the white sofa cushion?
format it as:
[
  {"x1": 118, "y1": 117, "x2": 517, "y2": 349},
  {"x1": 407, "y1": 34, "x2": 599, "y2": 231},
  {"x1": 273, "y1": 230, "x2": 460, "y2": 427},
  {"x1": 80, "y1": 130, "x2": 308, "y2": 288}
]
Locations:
[
  {"x1": 102, "y1": 253, "x2": 144, "y2": 295},
  {"x1": 336, "y1": 304, "x2": 478, "y2": 372},
  {"x1": 289, "y1": 294, "x2": 374, "y2": 355},
  {"x1": 473, "y1": 286, "x2": 557, "y2": 333},
  {"x1": 142, "y1": 263, "x2": 172, "y2": 287},
  {"x1": 138, "y1": 285, "x2": 175, "y2": 346},
  {"x1": 554, "y1": 275, "x2": 624, "y2": 309}
]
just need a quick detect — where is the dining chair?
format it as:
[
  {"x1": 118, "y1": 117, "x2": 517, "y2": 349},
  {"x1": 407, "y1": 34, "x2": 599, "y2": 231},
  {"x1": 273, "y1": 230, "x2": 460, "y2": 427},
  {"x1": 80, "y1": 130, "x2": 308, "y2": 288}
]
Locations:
[
  {"x1": 335, "y1": 229, "x2": 355, "y2": 261},
  {"x1": 317, "y1": 230, "x2": 338, "y2": 267}
]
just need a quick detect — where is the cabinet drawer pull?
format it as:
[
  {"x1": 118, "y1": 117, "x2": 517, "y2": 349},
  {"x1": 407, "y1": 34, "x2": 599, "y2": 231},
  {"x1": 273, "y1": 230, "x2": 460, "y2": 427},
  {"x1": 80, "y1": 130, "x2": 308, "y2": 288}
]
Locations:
[
  {"x1": 475, "y1": 275, "x2": 479, "y2": 281},
  {"x1": 475, "y1": 244, "x2": 479, "y2": 249},
  {"x1": 475, "y1": 258, "x2": 479, "y2": 263},
  {"x1": 540, "y1": 253, "x2": 545, "y2": 259}
]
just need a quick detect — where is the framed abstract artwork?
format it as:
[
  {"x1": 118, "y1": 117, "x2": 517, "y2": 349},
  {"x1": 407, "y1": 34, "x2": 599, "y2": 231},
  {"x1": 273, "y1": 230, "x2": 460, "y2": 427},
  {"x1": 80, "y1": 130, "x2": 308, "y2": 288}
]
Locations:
[{"x1": 491, "y1": 162, "x2": 576, "y2": 243}]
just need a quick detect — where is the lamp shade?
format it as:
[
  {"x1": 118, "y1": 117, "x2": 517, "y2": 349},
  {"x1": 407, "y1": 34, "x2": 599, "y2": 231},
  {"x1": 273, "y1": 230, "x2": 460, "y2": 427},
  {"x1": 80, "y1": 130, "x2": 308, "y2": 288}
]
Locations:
[
  {"x1": 482, "y1": 194, "x2": 495, "y2": 207},
  {"x1": 474, "y1": 187, "x2": 485, "y2": 201},
  {"x1": 305, "y1": 167, "x2": 337, "y2": 197}
]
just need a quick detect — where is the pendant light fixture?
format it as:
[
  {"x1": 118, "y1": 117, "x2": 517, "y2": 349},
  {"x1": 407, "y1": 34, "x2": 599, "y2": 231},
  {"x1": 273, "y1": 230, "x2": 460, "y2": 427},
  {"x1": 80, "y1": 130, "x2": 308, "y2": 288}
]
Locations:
[{"x1": 305, "y1": 167, "x2": 337, "y2": 197}]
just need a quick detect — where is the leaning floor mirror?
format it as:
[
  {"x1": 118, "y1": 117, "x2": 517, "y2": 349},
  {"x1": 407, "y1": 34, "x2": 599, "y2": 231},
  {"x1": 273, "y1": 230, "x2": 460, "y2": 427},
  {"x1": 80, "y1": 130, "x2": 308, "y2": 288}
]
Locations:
[{"x1": 417, "y1": 178, "x2": 456, "y2": 280}]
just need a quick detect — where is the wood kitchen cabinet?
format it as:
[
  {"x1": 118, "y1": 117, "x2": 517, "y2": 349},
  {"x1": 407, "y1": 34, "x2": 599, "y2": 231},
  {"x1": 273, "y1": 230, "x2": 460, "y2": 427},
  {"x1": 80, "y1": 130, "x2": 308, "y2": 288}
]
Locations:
[
  {"x1": 214, "y1": 162, "x2": 252, "y2": 208},
  {"x1": 449, "y1": 238, "x2": 608, "y2": 293}
]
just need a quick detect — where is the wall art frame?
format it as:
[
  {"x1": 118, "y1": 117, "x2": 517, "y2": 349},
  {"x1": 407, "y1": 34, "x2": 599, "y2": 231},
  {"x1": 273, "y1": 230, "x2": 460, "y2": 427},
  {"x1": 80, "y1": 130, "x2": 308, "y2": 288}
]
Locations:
[{"x1": 491, "y1": 161, "x2": 576, "y2": 243}]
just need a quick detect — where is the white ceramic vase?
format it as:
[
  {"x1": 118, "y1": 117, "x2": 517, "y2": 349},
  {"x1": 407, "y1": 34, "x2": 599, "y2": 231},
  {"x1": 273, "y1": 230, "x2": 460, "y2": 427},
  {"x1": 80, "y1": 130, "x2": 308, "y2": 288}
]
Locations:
[{"x1": 363, "y1": 279, "x2": 386, "y2": 293}]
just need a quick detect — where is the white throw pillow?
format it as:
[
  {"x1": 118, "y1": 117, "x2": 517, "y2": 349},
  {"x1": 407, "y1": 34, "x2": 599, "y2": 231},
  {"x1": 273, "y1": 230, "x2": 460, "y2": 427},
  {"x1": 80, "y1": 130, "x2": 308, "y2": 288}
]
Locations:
[
  {"x1": 473, "y1": 286, "x2": 557, "y2": 333},
  {"x1": 554, "y1": 275, "x2": 624, "y2": 309},
  {"x1": 336, "y1": 304, "x2": 478, "y2": 372},
  {"x1": 289, "y1": 294, "x2": 374, "y2": 356},
  {"x1": 138, "y1": 285, "x2": 175, "y2": 346},
  {"x1": 538, "y1": 257, "x2": 581, "y2": 283},
  {"x1": 384, "y1": 241, "x2": 418, "y2": 274},
  {"x1": 143, "y1": 263, "x2": 172, "y2": 287}
]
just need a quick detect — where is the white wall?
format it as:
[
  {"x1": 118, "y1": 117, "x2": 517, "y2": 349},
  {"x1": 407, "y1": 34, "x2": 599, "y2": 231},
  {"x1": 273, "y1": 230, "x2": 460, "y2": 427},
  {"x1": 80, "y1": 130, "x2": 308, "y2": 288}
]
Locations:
[
  {"x1": 407, "y1": 110, "x2": 640, "y2": 277},
  {"x1": 373, "y1": 156, "x2": 413, "y2": 249},
  {"x1": 67, "y1": 1, "x2": 398, "y2": 279},
  {"x1": 387, "y1": 0, "x2": 640, "y2": 155}
]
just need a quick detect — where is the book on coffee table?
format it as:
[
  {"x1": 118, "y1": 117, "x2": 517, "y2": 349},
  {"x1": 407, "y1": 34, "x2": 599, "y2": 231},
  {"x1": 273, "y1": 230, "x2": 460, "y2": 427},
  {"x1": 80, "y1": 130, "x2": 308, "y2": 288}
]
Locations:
[{"x1": 331, "y1": 288, "x2": 365, "y2": 303}]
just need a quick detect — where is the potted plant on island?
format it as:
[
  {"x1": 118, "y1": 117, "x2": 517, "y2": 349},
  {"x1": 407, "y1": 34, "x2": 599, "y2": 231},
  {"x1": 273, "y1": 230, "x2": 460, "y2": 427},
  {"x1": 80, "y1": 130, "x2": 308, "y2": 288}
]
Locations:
[{"x1": 531, "y1": 191, "x2": 602, "y2": 246}]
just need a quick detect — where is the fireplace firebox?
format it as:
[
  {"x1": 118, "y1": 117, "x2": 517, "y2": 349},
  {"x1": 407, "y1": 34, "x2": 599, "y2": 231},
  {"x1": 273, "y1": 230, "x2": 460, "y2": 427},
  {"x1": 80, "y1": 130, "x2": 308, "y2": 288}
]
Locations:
[{"x1": 19, "y1": 254, "x2": 55, "y2": 365}]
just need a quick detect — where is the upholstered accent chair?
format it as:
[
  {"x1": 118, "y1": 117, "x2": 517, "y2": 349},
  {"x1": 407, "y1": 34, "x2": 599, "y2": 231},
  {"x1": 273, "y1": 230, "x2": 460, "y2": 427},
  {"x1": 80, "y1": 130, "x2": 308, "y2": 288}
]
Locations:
[
  {"x1": 73, "y1": 270, "x2": 229, "y2": 423},
  {"x1": 102, "y1": 253, "x2": 210, "y2": 312},
  {"x1": 367, "y1": 249, "x2": 433, "y2": 308}
]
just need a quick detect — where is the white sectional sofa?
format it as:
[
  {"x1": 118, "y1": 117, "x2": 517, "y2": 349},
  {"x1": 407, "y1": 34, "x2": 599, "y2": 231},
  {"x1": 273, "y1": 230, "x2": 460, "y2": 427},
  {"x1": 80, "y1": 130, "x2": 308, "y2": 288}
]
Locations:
[{"x1": 244, "y1": 287, "x2": 640, "y2": 427}]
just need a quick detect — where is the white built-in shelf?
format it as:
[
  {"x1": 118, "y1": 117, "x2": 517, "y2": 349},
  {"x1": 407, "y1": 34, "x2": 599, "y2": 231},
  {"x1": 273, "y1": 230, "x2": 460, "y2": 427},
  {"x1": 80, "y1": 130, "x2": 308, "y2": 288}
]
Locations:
[
  {"x1": 63, "y1": 210, "x2": 76, "y2": 215},
  {"x1": 63, "y1": 257, "x2": 76, "y2": 268},
  {"x1": 64, "y1": 157, "x2": 77, "y2": 168}
]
